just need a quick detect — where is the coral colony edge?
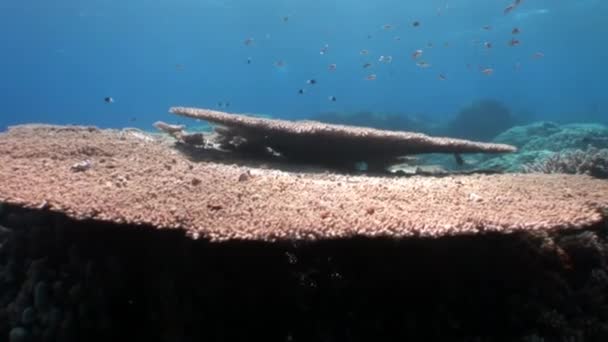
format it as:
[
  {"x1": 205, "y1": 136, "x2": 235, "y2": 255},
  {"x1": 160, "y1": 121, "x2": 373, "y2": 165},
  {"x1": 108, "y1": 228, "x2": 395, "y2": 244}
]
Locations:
[{"x1": 1, "y1": 107, "x2": 608, "y2": 342}]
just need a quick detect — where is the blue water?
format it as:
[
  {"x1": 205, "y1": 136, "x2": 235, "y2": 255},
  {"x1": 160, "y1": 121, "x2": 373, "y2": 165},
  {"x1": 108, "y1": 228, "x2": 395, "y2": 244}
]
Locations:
[{"x1": 0, "y1": 0, "x2": 606, "y2": 131}]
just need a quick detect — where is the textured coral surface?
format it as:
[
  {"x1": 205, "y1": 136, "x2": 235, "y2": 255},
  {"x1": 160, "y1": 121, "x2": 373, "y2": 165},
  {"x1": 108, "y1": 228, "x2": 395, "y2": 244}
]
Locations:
[
  {"x1": 1, "y1": 206, "x2": 608, "y2": 342},
  {"x1": 169, "y1": 107, "x2": 516, "y2": 165},
  {"x1": 0, "y1": 124, "x2": 607, "y2": 242}
]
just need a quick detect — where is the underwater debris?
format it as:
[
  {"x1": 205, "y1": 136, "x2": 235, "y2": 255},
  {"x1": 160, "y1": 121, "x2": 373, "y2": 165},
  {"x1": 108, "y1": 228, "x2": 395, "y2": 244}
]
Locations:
[
  {"x1": 70, "y1": 159, "x2": 92, "y2": 172},
  {"x1": 153, "y1": 121, "x2": 185, "y2": 135},
  {"x1": 153, "y1": 121, "x2": 205, "y2": 146}
]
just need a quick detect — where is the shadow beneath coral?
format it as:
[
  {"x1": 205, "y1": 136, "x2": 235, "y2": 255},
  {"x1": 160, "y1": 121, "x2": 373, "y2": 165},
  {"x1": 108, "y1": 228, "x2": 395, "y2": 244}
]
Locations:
[{"x1": 1, "y1": 204, "x2": 607, "y2": 342}]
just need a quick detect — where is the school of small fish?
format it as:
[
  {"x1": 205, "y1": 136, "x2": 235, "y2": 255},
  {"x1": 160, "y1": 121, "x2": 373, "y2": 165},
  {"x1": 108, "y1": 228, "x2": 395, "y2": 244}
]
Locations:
[{"x1": 107, "y1": 1, "x2": 545, "y2": 108}]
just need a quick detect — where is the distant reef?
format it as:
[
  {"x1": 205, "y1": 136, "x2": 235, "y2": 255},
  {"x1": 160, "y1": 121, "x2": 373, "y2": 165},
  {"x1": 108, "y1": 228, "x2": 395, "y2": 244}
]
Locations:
[
  {"x1": 444, "y1": 99, "x2": 520, "y2": 142},
  {"x1": 479, "y1": 121, "x2": 608, "y2": 176},
  {"x1": 312, "y1": 99, "x2": 524, "y2": 143}
]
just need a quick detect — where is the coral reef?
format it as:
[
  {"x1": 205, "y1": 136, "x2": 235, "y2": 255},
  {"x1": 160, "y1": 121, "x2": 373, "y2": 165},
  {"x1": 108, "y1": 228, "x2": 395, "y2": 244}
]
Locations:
[
  {"x1": 523, "y1": 146, "x2": 608, "y2": 179},
  {"x1": 168, "y1": 107, "x2": 515, "y2": 170},
  {"x1": 0, "y1": 206, "x2": 608, "y2": 341},
  {"x1": 445, "y1": 99, "x2": 518, "y2": 142},
  {"x1": 0, "y1": 124, "x2": 607, "y2": 242},
  {"x1": 477, "y1": 122, "x2": 608, "y2": 173}
]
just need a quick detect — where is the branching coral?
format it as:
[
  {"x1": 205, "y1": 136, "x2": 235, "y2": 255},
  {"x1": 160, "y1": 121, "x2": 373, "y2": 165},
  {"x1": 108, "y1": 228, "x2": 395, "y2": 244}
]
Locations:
[{"x1": 523, "y1": 146, "x2": 608, "y2": 179}]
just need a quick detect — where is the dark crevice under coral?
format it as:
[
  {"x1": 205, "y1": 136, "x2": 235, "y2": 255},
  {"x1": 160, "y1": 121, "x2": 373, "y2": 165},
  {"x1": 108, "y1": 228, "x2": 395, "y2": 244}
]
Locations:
[{"x1": 1, "y1": 204, "x2": 608, "y2": 342}]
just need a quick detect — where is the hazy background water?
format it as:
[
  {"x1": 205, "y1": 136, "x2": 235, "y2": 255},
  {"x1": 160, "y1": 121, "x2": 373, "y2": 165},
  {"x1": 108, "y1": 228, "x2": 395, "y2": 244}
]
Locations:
[{"x1": 0, "y1": 0, "x2": 606, "y2": 131}]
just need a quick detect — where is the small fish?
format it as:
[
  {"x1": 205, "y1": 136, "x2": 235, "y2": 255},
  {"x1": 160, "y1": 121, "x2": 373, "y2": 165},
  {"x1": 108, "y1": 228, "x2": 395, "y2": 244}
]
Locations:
[
  {"x1": 360, "y1": 49, "x2": 369, "y2": 55},
  {"x1": 175, "y1": 63, "x2": 184, "y2": 70},
  {"x1": 512, "y1": 27, "x2": 520, "y2": 34},
  {"x1": 282, "y1": 15, "x2": 289, "y2": 22},
  {"x1": 412, "y1": 49, "x2": 423, "y2": 59},
  {"x1": 508, "y1": 38, "x2": 520, "y2": 46},
  {"x1": 366, "y1": 74, "x2": 377, "y2": 80},
  {"x1": 319, "y1": 44, "x2": 329, "y2": 55},
  {"x1": 482, "y1": 25, "x2": 492, "y2": 30},
  {"x1": 412, "y1": 21, "x2": 420, "y2": 27},
  {"x1": 274, "y1": 60, "x2": 285, "y2": 67},
  {"x1": 378, "y1": 55, "x2": 392, "y2": 63},
  {"x1": 416, "y1": 61, "x2": 431, "y2": 68},
  {"x1": 481, "y1": 68, "x2": 494, "y2": 75},
  {"x1": 225, "y1": 102, "x2": 230, "y2": 107},
  {"x1": 504, "y1": 4, "x2": 516, "y2": 14},
  {"x1": 306, "y1": 79, "x2": 317, "y2": 85},
  {"x1": 328, "y1": 96, "x2": 337, "y2": 102},
  {"x1": 244, "y1": 37, "x2": 254, "y2": 46},
  {"x1": 246, "y1": 57, "x2": 252, "y2": 64},
  {"x1": 484, "y1": 42, "x2": 492, "y2": 48},
  {"x1": 328, "y1": 63, "x2": 337, "y2": 71},
  {"x1": 218, "y1": 101, "x2": 223, "y2": 107},
  {"x1": 394, "y1": 36, "x2": 401, "y2": 41},
  {"x1": 362, "y1": 62, "x2": 372, "y2": 68},
  {"x1": 438, "y1": 74, "x2": 447, "y2": 80},
  {"x1": 532, "y1": 52, "x2": 545, "y2": 59},
  {"x1": 444, "y1": 42, "x2": 450, "y2": 47},
  {"x1": 104, "y1": 97, "x2": 114, "y2": 103},
  {"x1": 382, "y1": 24, "x2": 393, "y2": 30},
  {"x1": 426, "y1": 42, "x2": 434, "y2": 48},
  {"x1": 367, "y1": 34, "x2": 373, "y2": 39},
  {"x1": 298, "y1": 89, "x2": 305, "y2": 94}
]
